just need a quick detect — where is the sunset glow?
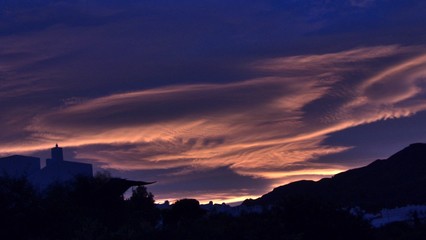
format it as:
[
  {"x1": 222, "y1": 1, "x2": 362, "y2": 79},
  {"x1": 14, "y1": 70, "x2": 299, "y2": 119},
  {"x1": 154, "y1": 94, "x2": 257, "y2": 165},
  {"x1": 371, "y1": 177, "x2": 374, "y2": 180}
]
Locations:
[{"x1": 2, "y1": 0, "x2": 426, "y2": 203}]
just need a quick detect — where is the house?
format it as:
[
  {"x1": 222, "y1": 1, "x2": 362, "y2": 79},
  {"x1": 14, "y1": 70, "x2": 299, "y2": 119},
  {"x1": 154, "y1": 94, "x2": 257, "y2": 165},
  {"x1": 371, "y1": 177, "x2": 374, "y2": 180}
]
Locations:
[{"x1": 0, "y1": 144, "x2": 93, "y2": 189}]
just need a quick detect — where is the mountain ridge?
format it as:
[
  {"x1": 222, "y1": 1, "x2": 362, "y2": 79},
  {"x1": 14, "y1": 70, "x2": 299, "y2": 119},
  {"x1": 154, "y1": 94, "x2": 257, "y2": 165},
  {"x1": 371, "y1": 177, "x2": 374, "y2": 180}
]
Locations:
[{"x1": 244, "y1": 143, "x2": 426, "y2": 211}]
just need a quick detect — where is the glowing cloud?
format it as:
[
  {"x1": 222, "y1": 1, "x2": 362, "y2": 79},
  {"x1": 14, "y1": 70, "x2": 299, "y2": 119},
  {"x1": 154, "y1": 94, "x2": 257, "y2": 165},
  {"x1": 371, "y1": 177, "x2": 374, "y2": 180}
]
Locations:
[
  {"x1": 2, "y1": 43, "x2": 426, "y2": 202},
  {"x1": 1, "y1": 45, "x2": 420, "y2": 180}
]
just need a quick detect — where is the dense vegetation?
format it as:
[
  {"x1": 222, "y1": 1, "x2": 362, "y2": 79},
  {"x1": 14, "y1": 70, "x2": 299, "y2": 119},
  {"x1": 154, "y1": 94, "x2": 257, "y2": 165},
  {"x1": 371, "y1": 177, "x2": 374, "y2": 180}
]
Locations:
[{"x1": 0, "y1": 174, "x2": 425, "y2": 240}]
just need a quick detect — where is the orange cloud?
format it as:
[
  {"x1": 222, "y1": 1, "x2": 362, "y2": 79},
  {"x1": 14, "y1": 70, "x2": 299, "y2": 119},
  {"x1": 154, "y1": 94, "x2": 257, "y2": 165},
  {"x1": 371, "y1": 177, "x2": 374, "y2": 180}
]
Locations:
[{"x1": 2, "y1": 45, "x2": 426, "y2": 203}]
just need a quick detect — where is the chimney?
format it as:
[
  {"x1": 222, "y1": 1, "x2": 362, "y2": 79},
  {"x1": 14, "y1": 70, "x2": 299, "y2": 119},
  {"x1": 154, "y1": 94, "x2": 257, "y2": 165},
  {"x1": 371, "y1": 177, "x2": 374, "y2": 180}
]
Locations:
[{"x1": 51, "y1": 144, "x2": 64, "y2": 161}]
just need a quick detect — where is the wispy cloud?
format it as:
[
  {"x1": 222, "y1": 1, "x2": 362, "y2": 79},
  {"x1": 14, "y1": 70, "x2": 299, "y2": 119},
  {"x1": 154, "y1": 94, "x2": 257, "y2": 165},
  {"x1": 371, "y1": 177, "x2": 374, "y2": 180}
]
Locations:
[
  {"x1": 2, "y1": 45, "x2": 422, "y2": 186},
  {"x1": 1, "y1": 0, "x2": 426, "y2": 202}
]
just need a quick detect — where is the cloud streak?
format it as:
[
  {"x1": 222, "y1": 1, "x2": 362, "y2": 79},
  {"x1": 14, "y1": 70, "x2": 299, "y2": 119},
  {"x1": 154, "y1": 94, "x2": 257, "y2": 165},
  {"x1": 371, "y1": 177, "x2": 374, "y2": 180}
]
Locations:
[
  {"x1": 2, "y1": 45, "x2": 421, "y2": 189},
  {"x1": 1, "y1": 1, "x2": 426, "y2": 202}
]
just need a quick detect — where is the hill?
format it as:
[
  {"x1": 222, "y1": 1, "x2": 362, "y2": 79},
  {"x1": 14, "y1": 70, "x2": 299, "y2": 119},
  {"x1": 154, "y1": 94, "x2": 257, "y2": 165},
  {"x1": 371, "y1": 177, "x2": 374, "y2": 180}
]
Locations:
[{"x1": 244, "y1": 143, "x2": 426, "y2": 211}]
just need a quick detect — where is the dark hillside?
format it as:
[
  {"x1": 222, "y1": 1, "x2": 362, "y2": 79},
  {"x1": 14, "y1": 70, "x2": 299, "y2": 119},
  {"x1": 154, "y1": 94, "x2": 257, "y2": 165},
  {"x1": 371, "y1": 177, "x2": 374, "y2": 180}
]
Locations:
[{"x1": 248, "y1": 143, "x2": 426, "y2": 211}]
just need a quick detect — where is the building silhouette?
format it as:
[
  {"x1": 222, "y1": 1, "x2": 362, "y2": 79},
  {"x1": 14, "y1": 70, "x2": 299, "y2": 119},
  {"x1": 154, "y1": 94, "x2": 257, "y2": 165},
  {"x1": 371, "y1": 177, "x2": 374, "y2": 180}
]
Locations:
[
  {"x1": 0, "y1": 155, "x2": 40, "y2": 177},
  {"x1": 50, "y1": 144, "x2": 64, "y2": 161},
  {"x1": 0, "y1": 144, "x2": 93, "y2": 189}
]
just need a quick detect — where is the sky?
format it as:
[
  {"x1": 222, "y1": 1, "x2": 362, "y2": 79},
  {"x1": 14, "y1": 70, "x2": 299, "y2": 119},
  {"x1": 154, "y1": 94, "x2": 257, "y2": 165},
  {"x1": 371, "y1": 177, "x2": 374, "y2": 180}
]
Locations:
[{"x1": 1, "y1": 0, "x2": 426, "y2": 204}]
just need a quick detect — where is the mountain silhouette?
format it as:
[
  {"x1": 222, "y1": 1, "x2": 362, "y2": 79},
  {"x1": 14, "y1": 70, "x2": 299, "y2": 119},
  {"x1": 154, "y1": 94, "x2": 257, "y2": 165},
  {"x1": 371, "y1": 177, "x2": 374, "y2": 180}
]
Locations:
[{"x1": 244, "y1": 143, "x2": 426, "y2": 211}]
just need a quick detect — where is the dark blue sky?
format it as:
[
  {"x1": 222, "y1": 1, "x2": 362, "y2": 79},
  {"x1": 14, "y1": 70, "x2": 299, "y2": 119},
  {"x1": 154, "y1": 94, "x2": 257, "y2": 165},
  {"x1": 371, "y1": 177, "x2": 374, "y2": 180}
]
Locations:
[{"x1": 1, "y1": 0, "x2": 426, "y2": 203}]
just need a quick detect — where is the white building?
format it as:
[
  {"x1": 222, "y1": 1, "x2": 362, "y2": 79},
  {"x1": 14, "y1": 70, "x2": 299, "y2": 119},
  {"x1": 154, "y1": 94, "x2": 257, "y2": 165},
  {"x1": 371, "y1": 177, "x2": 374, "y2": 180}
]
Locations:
[{"x1": 0, "y1": 144, "x2": 93, "y2": 189}]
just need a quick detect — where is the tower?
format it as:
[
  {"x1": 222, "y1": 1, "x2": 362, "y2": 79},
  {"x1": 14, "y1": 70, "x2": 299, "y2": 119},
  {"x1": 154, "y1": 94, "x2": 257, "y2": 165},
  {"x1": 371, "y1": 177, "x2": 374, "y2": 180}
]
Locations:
[{"x1": 51, "y1": 144, "x2": 64, "y2": 161}]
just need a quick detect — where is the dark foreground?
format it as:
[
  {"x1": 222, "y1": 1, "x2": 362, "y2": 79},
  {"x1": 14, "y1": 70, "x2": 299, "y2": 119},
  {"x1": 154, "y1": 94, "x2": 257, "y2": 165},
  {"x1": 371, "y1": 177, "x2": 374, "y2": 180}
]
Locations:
[{"x1": 1, "y1": 174, "x2": 426, "y2": 240}]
